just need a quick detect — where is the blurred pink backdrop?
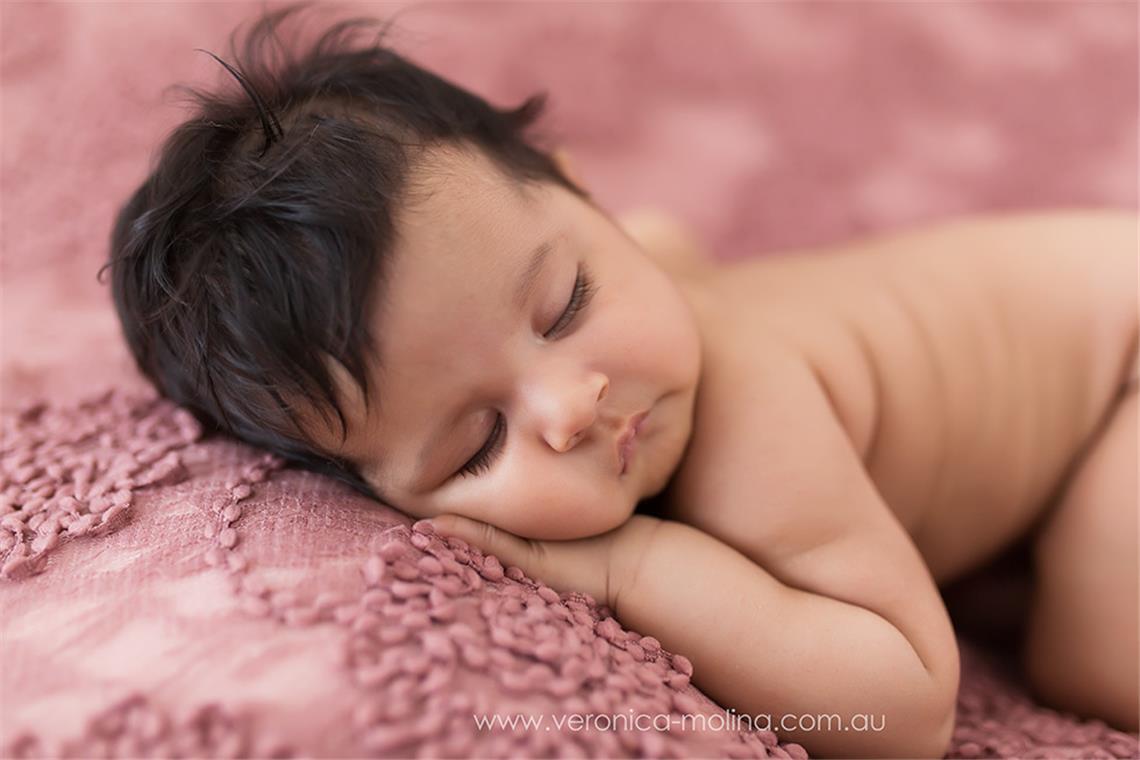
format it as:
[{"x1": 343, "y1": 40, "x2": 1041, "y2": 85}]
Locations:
[
  {"x1": 2, "y1": 4, "x2": 1137, "y2": 758},
  {"x1": 2, "y1": 1, "x2": 1135, "y2": 409}
]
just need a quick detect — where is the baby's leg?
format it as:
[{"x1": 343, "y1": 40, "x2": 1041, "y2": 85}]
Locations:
[{"x1": 1023, "y1": 354, "x2": 1138, "y2": 731}]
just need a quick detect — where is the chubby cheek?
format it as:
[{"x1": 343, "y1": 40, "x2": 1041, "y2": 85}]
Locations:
[
  {"x1": 622, "y1": 266, "x2": 702, "y2": 388},
  {"x1": 483, "y1": 475, "x2": 632, "y2": 541}
]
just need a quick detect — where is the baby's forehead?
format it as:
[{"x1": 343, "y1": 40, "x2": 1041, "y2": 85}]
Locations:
[
  {"x1": 400, "y1": 145, "x2": 541, "y2": 223},
  {"x1": 386, "y1": 179, "x2": 551, "y2": 318}
]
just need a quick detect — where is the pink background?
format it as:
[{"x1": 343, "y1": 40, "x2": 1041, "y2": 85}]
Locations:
[
  {"x1": 2, "y1": 1, "x2": 1136, "y2": 409},
  {"x1": 2, "y1": 3, "x2": 1137, "y2": 758}
]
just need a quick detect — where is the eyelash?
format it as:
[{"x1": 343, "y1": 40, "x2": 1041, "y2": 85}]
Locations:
[{"x1": 454, "y1": 263, "x2": 598, "y2": 480}]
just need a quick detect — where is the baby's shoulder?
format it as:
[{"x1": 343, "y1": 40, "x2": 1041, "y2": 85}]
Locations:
[
  {"x1": 675, "y1": 247, "x2": 885, "y2": 469},
  {"x1": 656, "y1": 322, "x2": 870, "y2": 560}
]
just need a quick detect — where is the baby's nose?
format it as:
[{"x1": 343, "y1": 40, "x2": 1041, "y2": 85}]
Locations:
[{"x1": 559, "y1": 429, "x2": 585, "y2": 451}]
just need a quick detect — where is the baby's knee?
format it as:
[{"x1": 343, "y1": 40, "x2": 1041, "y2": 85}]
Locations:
[{"x1": 1025, "y1": 624, "x2": 1139, "y2": 732}]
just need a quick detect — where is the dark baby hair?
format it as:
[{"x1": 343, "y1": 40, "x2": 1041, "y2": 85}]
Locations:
[{"x1": 101, "y1": 3, "x2": 588, "y2": 503}]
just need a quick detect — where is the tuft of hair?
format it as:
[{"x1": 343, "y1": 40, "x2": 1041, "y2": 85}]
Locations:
[{"x1": 100, "y1": 2, "x2": 588, "y2": 503}]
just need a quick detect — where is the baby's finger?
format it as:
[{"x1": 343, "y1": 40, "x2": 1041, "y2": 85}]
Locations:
[
  {"x1": 416, "y1": 514, "x2": 617, "y2": 604},
  {"x1": 417, "y1": 514, "x2": 547, "y2": 576}
]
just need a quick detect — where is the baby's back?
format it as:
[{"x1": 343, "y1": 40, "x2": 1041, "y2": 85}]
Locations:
[{"x1": 673, "y1": 210, "x2": 1137, "y2": 585}]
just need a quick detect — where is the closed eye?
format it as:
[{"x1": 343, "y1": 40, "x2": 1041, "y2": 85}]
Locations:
[
  {"x1": 452, "y1": 262, "x2": 599, "y2": 480},
  {"x1": 543, "y1": 261, "x2": 598, "y2": 339}
]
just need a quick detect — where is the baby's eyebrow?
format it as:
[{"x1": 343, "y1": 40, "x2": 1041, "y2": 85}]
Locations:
[
  {"x1": 511, "y1": 237, "x2": 559, "y2": 310},
  {"x1": 410, "y1": 235, "x2": 560, "y2": 491}
]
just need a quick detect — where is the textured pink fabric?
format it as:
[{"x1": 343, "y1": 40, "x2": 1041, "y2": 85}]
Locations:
[{"x1": 2, "y1": 3, "x2": 1137, "y2": 758}]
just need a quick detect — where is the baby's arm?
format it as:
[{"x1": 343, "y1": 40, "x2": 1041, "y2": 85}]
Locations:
[
  {"x1": 610, "y1": 519, "x2": 956, "y2": 760},
  {"x1": 652, "y1": 346, "x2": 961, "y2": 758},
  {"x1": 427, "y1": 509, "x2": 955, "y2": 759}
]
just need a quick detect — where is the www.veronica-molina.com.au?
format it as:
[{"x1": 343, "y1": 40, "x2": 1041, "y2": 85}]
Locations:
[{"x1": 472, "y1": 709, "x2": 887, "y2": 734}]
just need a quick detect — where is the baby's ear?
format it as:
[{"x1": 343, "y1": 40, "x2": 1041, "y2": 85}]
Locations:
[{"x1": 552, "y1": 148, "x2": 584, "y2": 188}]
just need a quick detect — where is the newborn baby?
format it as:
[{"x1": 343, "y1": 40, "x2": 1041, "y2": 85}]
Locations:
[{"x1": 106, "y1": 7, "x2": 1138, "y2": 758}]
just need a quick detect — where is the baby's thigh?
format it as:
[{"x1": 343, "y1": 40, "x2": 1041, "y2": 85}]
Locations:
[{"x1": 1023, "y1": 379, "x2": 1138, "y2": 731}]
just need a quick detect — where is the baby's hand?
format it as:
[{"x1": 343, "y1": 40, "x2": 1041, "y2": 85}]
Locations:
[{"x1": 415, "y1": 514, "x2": 663, "y2": 608}]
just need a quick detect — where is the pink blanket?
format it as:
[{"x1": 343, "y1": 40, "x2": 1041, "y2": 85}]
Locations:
[{"x1": 2, "y1": 3, "x2": 1137, "y2": 758}]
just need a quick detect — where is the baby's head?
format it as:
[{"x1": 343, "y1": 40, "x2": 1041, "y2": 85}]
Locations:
[{"x1": 106, "y1": 5, "x2": 702, "y2": 540}]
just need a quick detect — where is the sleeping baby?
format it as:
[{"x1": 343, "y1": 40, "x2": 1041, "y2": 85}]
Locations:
[{"x1": 105, "y1": 6, "x2": 1138, "y2": 758}]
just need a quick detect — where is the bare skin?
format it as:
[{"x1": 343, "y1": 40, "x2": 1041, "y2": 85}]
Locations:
[
  {"x1": 624, "y1": 207, "x2": 1140, "y2": 735},
  {"x1": 393, "y1": 150, "x2": 1137, "y2": 757}
]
